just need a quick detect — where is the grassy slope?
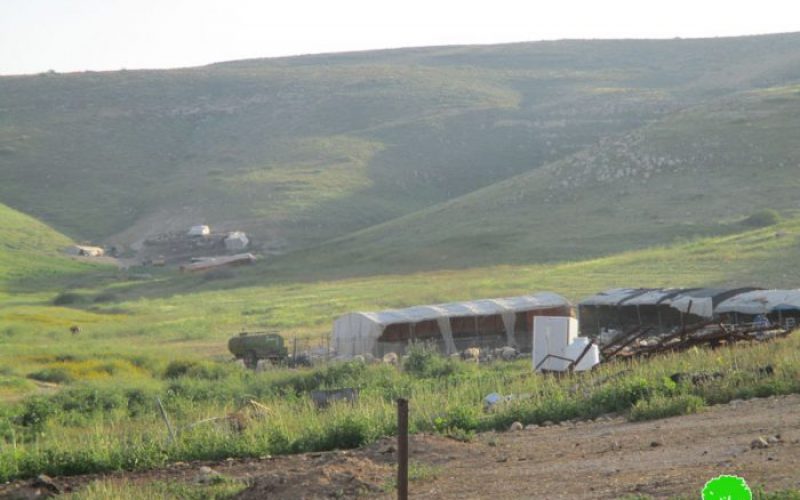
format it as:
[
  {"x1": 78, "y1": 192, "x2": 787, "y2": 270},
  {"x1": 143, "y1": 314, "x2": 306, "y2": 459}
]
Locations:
[
  {"x1": 0, "y1": 203, "x2": 95, "y2": 291},
  {"x1": 274, "y1": 83, "x2": 800, "y2": 276},
  {"x1": 2, "y1": 214, "x2": 799, "y2": 357},
  {"x1": 0, "y1": 208, "x2": 797, "y2": 405},
  {"x1": 2, "y1": 33, "x2": 800, "y2": 255}
]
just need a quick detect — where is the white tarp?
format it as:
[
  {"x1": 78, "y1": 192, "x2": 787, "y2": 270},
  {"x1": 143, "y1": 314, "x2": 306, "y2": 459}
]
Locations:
[
  {"x1": 332, "y1": 292, "x2": 570, "y2": 357},
  {"x1": 715, "y1": 289, "x2": 800, "y2": 315},
  {"x1": 188, "y1": 225, "x2": 210, "y2": 236}
]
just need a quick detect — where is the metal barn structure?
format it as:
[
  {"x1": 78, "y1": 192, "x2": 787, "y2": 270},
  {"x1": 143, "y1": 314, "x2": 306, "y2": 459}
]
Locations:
[
  {"x1": 332, "y1": 292, "x2": 572, "y2": 358},
  {"x1": 578, "y1": 287, "x2": 760, "y2": 336}
]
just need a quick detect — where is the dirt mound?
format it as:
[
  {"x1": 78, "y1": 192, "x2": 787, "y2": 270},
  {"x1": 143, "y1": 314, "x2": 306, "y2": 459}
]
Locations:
[
  {"x1": 234, "y1": 454, "x2": 390, "y2": 499},
  {"x1": 234, "y1": 434, "x2": 465, "y2": 499}
]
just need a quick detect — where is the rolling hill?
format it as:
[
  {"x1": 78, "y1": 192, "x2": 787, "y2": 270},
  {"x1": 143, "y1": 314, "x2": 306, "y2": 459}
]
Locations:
[
  {"x1": 0, "y1": 203, "x2": 93, "y2": 291},
  {"x1": 3, "y1": 32, "x2": 800, "y2": 271},
  {"x1": 275, "y1": 82, "x2": 800, "y2": 276}
]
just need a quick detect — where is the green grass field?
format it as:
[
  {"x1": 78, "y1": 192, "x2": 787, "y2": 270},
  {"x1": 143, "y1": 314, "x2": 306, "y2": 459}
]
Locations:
[
  {"x1": 0, "y1": 210, "x2": 798, "y2": 405},
  {"x1": 0, "y1": 177, "x2": 799, "y2": 496}
]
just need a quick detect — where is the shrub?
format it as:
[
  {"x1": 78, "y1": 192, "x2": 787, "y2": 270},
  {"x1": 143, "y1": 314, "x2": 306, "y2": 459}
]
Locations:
[
  {"x1": 442, "y1": 405, "x2": 480, "y2": 431},
  {"x1": 163, "y1": 360, "x2": 231, "y2": 380},
  {"x1": 268, "y1": 361, "x2": 367, "y2": 394},
  {"x1": 743, "y1": 209, "x2": 781, "y2": 227},
  {"x1": 93, "y1": 291, "x2": 119, "y2": 303},
  {"x1": 202, "y1": 269, "x2": 235, "y2": 281},
  {"x1": 296, "y1": 414, "x2": 376, "y2": 451},
  {"x1": 52, "y1": 292, "x2": 86, "y2": 306},
  {"x1": 28, "y1": 367, "x2": 73, "y2": 384},
  {"x1": 403, "y1": 343, "x2": 464, "y2": 378},
  {"x1": 53, "y1": 385, "x2": 127, "y2": 415},
  {"x1": 629, "y1": 394, "x2": 705, "y2": 422},
  {"x1": 17, "y1": 396, "x2": 57, "y2": 429}
]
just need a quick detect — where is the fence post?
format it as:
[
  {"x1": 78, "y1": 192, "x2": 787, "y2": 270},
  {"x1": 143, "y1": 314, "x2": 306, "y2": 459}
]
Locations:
[
  {"x1": 156, "y1": 397, "x2": 176, "y2": 444},
  {"x1": 397, "y1": 398, "x2": 409, "y2": 500}
]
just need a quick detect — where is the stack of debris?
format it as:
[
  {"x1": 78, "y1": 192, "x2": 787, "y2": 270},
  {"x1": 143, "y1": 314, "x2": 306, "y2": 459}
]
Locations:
[{"x1": 599, "y1": 321, "x2": 795, "y2": 360}]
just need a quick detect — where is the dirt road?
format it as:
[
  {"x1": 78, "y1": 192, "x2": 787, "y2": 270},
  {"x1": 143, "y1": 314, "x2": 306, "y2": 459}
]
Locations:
[
  {"x1": 410, "y1": 394, "x2": 800, "y2": 499},
  {"x1": 3, "y1": 394, "x2": 799, "y2": 499}
]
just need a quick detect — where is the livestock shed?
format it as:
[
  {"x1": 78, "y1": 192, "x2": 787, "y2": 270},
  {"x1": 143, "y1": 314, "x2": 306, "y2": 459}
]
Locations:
[
  {"x1": 331, "y1": 293, "x2": 572, "y2": 358},
  {"x1": 578, "y1": 287, "x2": 759, "y2": 337},
  {"x1": 716, "y1": 289, "x2": 800, "y2": 328}
]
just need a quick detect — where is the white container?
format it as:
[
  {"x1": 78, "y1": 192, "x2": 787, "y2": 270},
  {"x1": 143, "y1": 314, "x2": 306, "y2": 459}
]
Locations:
[
  {"x1": 565, "y1": 337, "x2": 600, "y2": 372},
  {"x1": 532, "y1": 316, "x2": 578, "y2": 371}
]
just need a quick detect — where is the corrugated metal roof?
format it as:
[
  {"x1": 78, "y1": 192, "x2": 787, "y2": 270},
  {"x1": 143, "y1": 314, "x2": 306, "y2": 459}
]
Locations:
[
  {"x1": 620, "y1": 288, "x2": 689, "y2": 306},
  {"x1": 716, "y1": 289, "x2": 800, "y2": 315},
  {"x1": 578, "y1": 288, "x2": 652, "y2": 306},
  {"x1": 354, "y1": 292, "x2": 570, "y2": 326}
]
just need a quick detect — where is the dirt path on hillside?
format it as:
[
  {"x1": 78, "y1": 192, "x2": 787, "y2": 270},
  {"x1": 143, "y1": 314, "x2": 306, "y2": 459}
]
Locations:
[{"x1": 3, "y1": 394, "x2": 799, "y2": 499}]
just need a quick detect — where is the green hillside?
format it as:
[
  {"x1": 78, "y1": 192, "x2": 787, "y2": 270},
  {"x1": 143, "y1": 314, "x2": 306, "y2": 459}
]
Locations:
[
  {"x1": 0, "y1": 203, "x2": 93, "y2": 291},
  {"x1": 3, "y1": 213, "x2": 800, "y2": 346},
  {"x1": 2, "y1": 33, "x2": 800, "y2": 260},
  {"x1": 273, "y1": 82, "x2": 800, "y2": 277}
]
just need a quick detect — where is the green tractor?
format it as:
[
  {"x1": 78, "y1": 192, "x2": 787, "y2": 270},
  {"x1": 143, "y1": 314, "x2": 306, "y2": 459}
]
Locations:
[{"x1": 228, "y1": 331, "x2": 288, "y2": 369}]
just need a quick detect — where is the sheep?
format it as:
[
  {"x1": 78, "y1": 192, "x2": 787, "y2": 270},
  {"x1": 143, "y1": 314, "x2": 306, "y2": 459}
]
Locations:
[
  {"x1": 69, "y1": 325, "x2": 81, "y2": 335},
  {"x1": 461, "y1": 347, "x2": 480, "y2": 362},
  {"x1": 382, "y1": 352, "x2": 399, "y2": 365},
  {"x1": 495, "y1": 346, "x2": 518, "y2": 361}
]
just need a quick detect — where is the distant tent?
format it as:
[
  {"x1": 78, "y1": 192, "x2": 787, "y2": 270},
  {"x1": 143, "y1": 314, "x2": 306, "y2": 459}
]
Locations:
[
  {"x1": 224, "y1": 231, "x2": 249, "y2": 251},
  {"x1": 331, "y1": 292, "x2": 572, "y2": 358},
  {"x1": 187, "y1": 225, "x2": 210, "y2": 237},
  {"x1": 65, "y1": 245, "x2": 105, "y2": 257}
]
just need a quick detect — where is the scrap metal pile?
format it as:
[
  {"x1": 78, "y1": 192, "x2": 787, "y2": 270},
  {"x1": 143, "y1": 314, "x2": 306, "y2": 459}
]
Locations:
[{"x1": 599, "y1": 321, "x2": 796, "y2": 361}]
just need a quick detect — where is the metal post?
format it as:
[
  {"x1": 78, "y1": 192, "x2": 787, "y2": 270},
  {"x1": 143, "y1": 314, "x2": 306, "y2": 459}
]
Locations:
[{"x1": 397, "y1": 398, "x2": 409, "y2": 500}]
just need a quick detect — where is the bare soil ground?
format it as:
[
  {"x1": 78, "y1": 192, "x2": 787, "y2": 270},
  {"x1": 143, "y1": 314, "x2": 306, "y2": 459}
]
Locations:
[{"x1": 3, "y1": 394, "x2": 799, "y2": 499}]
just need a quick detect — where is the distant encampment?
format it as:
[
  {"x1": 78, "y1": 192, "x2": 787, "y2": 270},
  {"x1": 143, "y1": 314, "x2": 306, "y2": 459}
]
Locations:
[
  {"x1": 65, "y1": 245, "x2": 104, "y2": 257},
  {"x1": 187, "y1": 225, "x2": 210, "y2": 237}
]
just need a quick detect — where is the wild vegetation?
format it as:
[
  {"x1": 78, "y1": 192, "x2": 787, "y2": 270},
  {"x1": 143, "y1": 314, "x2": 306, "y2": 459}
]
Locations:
[{"x1": 1, "y1": 335, "x2": 798, "y2": 484}]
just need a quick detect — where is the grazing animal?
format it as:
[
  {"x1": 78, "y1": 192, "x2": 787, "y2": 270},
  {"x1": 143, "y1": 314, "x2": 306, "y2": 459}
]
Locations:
[
  {"x1": 310, "y1": 388, "x2": 359, "y2": 409},
  {"x1": 496, "y1": 346, "x2": 518, "y2": 361},
  {"x1": 669, "y1": 371, "x2": 724, "y2": 386},
  {"x1": 382, "y1": 352, "x2": 399, "y2": 365},
  {"x1": 69, "y1": 325, "x2": 80, "y2": 335},
  {"x1": 461, "y1": 347, "x2": 480, "y2": 362}
]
